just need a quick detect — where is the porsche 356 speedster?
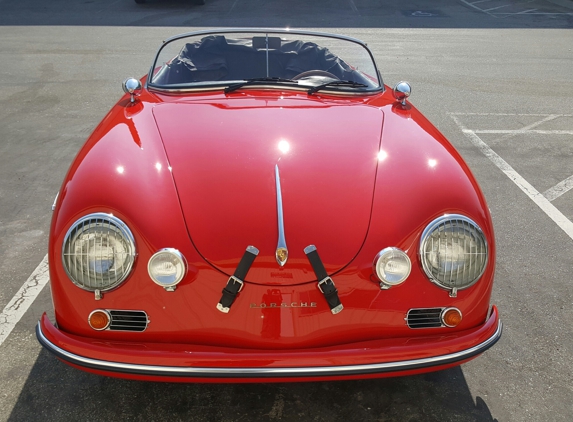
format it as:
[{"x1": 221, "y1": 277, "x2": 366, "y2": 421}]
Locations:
[{"x1": 37, "y1": 29, "x2": 502, "y2": 383}]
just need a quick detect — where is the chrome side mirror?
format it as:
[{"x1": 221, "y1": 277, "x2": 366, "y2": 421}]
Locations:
[
  {"x1": 392, "y1": 81, "x2": 411, "y2": 106},
  {"x1": 122, "y1": 78, "x2": 142, "y2": 103}
]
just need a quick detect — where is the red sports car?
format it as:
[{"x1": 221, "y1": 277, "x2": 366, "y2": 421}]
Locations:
[{"x1": 37, "y1": 29, "x2": 501, "y2": 383}]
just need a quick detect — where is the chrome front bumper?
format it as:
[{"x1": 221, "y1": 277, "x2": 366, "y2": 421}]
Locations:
[{"x1": 36, "y1": 310, "x2": 502, "y2": 380}]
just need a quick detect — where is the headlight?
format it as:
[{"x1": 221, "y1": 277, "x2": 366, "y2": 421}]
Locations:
[
  {"x1": 148, "y1": 248, "x2": 187, "y2": 290},
  {"x1": 373, "y1": 247, "x2": 411, "y2": 287},
  {"x1": 419, "y1": 214, "x2": 488, "y2": 293},
  {"x1": 62, "y1": 213, "x2": 136, "y2": 292}
]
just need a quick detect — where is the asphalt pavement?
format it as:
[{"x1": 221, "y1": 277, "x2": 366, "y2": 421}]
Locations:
[{"x1": 0, "y1": 0, "x2": 572, "y2": 421}]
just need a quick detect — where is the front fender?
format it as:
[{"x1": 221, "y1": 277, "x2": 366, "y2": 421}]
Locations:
[{"x1": 49, "y1": 95, "x2": 202, "y2": 335}]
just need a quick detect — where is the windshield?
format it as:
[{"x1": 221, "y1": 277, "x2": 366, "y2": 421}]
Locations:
[{"x1": 148, "y1": 30, "x2": 382, "y2": 94}]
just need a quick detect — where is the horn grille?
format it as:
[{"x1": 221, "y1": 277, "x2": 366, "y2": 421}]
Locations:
[
  {"x1": 108, "y1": 310, "x2": 148, "y2": 332},
  {"x1": 406, "y1": 308, "x2": 444, "y2": 329}
]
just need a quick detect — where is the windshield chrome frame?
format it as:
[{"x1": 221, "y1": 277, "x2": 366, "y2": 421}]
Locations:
[{"x1": 146, "y1": 28, "x2": 384, "y2": 94}]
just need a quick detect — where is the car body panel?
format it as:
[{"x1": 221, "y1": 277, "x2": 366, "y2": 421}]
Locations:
[
  {"x1": 153, "y1": 98, "x2": 383, "y2": 284},
  {"x1": 48, "y1": 88, "x2": 495, "y2": 349}
]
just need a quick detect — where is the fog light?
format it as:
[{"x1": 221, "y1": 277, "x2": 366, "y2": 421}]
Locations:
[
  {"x1": 373, "y1": 247, "x2": 411, "y2": 288},
  {"x1": 88, "y1": 309, "x2": 111, "y2": 330},
  {"x1": 441, "y1": 307, "x2": 462, "y2": 327},
  {"x1": 148, "y1": 248, "x2": 187, "y2": 291}
]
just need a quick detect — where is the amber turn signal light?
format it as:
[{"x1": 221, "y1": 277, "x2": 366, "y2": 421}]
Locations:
[
  {"x1": 441, "y1": 308, "x2": 462, "y2": 328},
  {"x1": 88, "y1": 310, "x2": 111, "y2": 331}
]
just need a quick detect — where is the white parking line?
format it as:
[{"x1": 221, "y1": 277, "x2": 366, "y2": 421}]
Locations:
[
  {"x1": 460, "y1": 0, "x2": 573, "y2": 16},
  {"x1": 227, "y1": 0, "x2": 240, "y2": 15},
  {"x1": 348, "y1": 0, "x2": 359, "y2": 13},
  {"x1": 492, "y1": 114, "x2": 560, "y2": 143},
  {"x1": 543, "y1": 175, "x2": 573, "y2": 202},
  {"x1": 483, "y1": 4, "x2": 514, "y2": 12},
  {"x1": 0, "y1": 255, "x2": 49, "y2": 347},
  {"x1": 516, "y1": 8, "x2": 538, "y2": 13},
  {"x1": 460, "y1": 0, "x2": 499, "y2": 15},
  {"x1": 452, "y1": 115, "x2": 573, "y2": 241},
  {"x1": 465, "y1": 129, "x2": 573, "y2": 135},
  {"x1": 450, "y1": 113, "x2": 573, "y2": 116},
  {"x1": 496, "y1": 11, "x2": 573, "y2": 14}
]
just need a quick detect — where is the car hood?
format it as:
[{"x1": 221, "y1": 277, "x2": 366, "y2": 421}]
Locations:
[{"x1": 153, "y1": 98, "x2": 383, "y2": 285}]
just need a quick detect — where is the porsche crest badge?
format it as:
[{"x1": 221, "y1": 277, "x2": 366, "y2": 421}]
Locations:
[{"x1": 276, "y1": 247, "x2": 288, "y2": 266}]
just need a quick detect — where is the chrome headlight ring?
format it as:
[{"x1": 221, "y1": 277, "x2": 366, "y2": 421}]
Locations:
[
  {"x1": 419, "y1": 214, "x2": 488, "y2": 296},
  {"x1": 62, "y1": 213, "x2": 136, "y2": 293}
]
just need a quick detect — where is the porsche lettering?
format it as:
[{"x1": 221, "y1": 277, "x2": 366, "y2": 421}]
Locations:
[{"x1": 250, "y1": 302, "x2": 318, "y2": 309}]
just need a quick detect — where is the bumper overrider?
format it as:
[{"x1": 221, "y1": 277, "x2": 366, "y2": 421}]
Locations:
[{"x1": 37, "y1": 307, "x2": 501, "y2": 382}]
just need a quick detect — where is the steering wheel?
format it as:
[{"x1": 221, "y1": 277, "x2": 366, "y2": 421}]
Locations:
[{"x1": 292, "y1": 70, "x2": 339, "y2": 81}]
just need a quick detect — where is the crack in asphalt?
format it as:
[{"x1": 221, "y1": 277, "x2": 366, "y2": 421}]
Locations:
[{"x1": 0, "y1": 255, "x2": 49, "y2": 346}]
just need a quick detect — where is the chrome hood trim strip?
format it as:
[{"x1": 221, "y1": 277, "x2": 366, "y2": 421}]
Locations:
[
  {"x1": 36, "y1": 320, "x2": 502, "y2": 379},
  {"x1": 275, "y1": 165, "x2": 288, "y2": 267}
]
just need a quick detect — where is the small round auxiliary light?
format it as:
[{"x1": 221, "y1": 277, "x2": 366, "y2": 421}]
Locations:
[
  {"x1": 441, "y1": 307, "x2": 462, "y2": 328},
  {"x1": 148, "y1": 248, "x2": 187, "y2": 291},
  {"x1": 373, "y1": 247, "x2": 411, "y2": 288},
  {"x1": 88, "y1": 309, "x2": 111, "y2": 331}
]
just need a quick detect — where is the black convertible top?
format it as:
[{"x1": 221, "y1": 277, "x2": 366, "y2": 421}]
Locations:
[{"x1": 152, "y1": 35, "x2": 371, "y2": 86}]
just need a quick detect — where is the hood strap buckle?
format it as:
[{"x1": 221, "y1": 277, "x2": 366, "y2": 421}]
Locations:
[
  {"x1": 217, "y1": 246, "x2": 259, "y2": 313},
  {"x1": 304, "y1": 245, "x2": 344, "y2": 315}
]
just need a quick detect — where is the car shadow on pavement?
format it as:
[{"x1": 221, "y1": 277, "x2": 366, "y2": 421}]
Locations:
[{"x1": 8, "y1": 349, "x2": 498, "y2": 422}]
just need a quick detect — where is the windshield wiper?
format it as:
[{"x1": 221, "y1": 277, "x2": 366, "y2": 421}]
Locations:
[
  {"x1": 224, "y1": 77, "x2": 296, "y2": 94},
  {"x1": 307, "y1": 80, "x2": 368, "y2": 95}
]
